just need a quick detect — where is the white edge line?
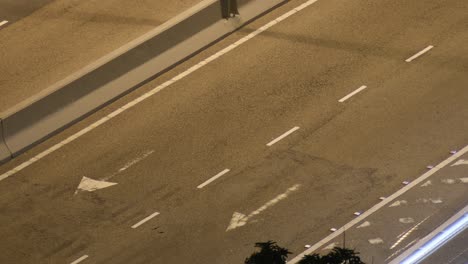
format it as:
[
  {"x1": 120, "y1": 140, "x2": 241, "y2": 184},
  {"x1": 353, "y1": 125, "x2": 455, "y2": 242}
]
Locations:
[
  {"x1": 405, "y1": 45, "x2": 434, "y2": 62},
  {"x1": 266, "y1": 126, "x2": 300, "y2": 147},
  {"x1": 70, "y1": 254, "x2": 89, "y2": 264},
  {"x1": 338, "y1": 85, "x2": 367, "y2": 103},
  {"x1": 131, "y1": 212, "x2": 160, "y2": 229},
  {"x1": 197, "y1": 169, "x2": 230, "y2": 189},
  {"x1": 0, "y1": 0, "x2": 320, "y2": 182},
  {"x1": 0, "y1": 20, "x2": 8, "y2": 27},
  {"x1": 288, "y1": 143, "x2": 468, "y2": 263}
]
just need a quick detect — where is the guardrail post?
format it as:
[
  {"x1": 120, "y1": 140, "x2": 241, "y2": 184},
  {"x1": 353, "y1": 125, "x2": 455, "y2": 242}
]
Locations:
[{"x1": 220, "y1": 0, "x2": 239, "y2": 19}]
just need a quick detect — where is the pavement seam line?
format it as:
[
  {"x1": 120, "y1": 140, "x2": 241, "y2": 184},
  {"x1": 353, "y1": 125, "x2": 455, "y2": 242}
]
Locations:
[
  {"x1": 288, "y1": 144, "x2": 468, "y2": 263},
  {"x1": 0, "y1": 0, "x2": 320, "y2": 181}
]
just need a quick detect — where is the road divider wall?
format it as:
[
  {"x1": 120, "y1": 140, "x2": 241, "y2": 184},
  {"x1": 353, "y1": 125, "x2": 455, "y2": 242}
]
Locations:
[
  {"x1": 0, "y1": 119, "x2": 11, "y2": 163},
  {"x1": 0, "y1": 0, "x2": 287, "y2": 162}
]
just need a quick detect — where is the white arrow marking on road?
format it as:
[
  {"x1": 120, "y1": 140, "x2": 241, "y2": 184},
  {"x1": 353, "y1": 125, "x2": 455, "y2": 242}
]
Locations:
[
  {"x1": 323, "y1": 242, "x2": 336, "y2": 250},
  {"x1": 389, "y1": 200, "x2": 407, "y2": 207},
  {"x1": 75, "y1": 176, "x2": 117, "y2": 193},
  {"x1": 399, "y1": 217, "x2": 415, "y2": 224},
  {"x1": 421, "y1": 180, "x2": 432, "y2": 187},
  {"x1": 74, "y1": 150, "x2": 153, "y2": 194},
  {"x1": 451, "y1": 159, "x2": 468, "y2": 166},
  {"x1": 226, "y1": 184, "x2": 300, "y2": 231},
  {"x1": 441, "y1": 178, "x2": 456, "y2": 184},
  {"x1": 357, "y1": 221, "x2": 371, "y2": 228},
  {"x1": 430, "y1": 198, "x2": 443, "y2": 204},
  {"x1": 368, "y1": 238, "x2": 384, "y2": 244}
]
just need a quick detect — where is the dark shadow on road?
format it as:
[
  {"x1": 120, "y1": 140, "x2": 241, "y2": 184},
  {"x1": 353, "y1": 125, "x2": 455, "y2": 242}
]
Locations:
[
  {"x1": 0, "y1": 1, "x2": 163, "y2": 27},
  {"x1": 237, "y1": 26, "x2": 468, "y2": 70},
  {"x1": 51, "y1": 10, "x2": 163, "y2": 27},
  {"x1": 0, "y1": 0, "x2": 55, "y2": 20}
]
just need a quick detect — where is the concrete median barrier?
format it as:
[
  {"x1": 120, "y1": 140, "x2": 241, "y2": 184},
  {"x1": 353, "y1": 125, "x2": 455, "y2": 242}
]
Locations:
[
  {"x1": 0, "y1": 119, "x2": 12, "y2": 163},
  {"x1": 0, "y1": 0, "x2": 287, "y2": 161}
]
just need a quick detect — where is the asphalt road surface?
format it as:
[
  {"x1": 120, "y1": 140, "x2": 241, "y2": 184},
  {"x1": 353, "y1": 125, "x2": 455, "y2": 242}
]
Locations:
[{"x1": 0, "y1": 0, "x2": 468, "y2": 263}]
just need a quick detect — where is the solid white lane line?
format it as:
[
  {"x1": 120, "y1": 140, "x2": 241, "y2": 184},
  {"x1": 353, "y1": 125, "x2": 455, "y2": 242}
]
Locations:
[
  {"x1": 266, "y1": 126, "x2": 300, "y2": 147},
  {"x1": 0, "y1": 0, "x2": 321, "y2": 182},
  {"x1": 338, "y1": 85, "x2": 367, "y2": 103},
  {"x1": 197, "y1": 169, "x2": 230, "y2": 189},
  {"x1": 288, "y1": 143, "x2": 468, "y2": 263},
  {"x1": 131, "y1": 212, "x2": 160, "y2": 229},
  {"x1": 70, "y1": 255, "x2": 88, "y2": 264},
  {"x1": 0, "y1": 20, "x2": 8, "y2": 27},
  {"x1": 405, "y1": 45, "x2": 434, "y2": 62}
]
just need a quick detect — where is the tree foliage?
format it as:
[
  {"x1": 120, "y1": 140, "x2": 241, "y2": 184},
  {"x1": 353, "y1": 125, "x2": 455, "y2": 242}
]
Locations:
[
  {"x1": 298, "y1": 247, "x2": 365, "y2": 264},
  {"x1": 245, "y1": 241, "x2": 365, "y2": 264},
  {"x1": 244, "y1": 241, "x2": 291, "y2": 264}
]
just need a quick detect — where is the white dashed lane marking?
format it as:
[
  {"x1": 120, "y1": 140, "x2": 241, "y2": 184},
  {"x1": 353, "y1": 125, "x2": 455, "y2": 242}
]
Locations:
[
  {"x1": 266, "y1": 126, "x2": 300, "y2": 147},
  {"x1": 70, "y1": 255, "x2": 88, "y2": 264},
  {"x1": 338, "y1": 85, "x2": 367, "y2": 103},
  {"x1": 131, "y1": 212, "x2": 160, "y2": 229},
  {"x1": 405, "y1": 45, "x2": 434, "y2": 62},
  {"x1": 0, "y1": 20, "x2": 8, "y2": 28},
  {"x1": 197, "y1": 169, "x2": 230, "y2": 189}
]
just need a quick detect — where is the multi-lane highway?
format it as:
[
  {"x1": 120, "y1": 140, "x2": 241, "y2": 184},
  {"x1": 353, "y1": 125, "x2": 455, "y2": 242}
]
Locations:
[
  {"x1": 0, "y1": 0, "x2": 200, "y2": 113},
  {"x1": 0, "y1": 0, "x2": 467, "y2": 263}
]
